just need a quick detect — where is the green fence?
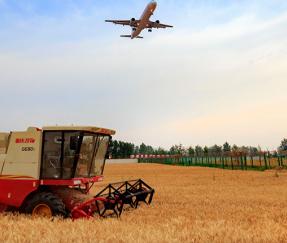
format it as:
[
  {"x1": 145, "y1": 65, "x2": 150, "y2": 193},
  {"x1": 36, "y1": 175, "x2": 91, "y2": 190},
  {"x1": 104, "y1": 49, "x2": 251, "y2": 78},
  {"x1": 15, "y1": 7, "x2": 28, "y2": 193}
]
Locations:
[{"x1": 139, "y1": 154, "x2": 287, "y2": 171}]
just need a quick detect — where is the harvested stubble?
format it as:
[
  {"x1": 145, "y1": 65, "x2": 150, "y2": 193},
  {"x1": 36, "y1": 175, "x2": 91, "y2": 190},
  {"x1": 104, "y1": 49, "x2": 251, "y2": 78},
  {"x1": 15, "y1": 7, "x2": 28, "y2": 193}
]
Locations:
[{"x1": 1, "y1": 163, "x2": 287, "y2": 243}]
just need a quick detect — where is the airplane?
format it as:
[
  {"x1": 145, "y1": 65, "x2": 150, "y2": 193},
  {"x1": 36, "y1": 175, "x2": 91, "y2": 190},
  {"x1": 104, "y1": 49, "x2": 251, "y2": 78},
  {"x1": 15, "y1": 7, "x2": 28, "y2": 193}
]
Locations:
[{"x1": 105, "y1": 1, "x2": 173, "y2": 39}]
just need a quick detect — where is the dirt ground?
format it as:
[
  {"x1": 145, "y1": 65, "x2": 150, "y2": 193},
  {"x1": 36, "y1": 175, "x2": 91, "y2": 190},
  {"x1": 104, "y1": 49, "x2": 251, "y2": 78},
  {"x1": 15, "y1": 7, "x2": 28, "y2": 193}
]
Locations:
[{"x1": 1, "y1": 163, "x2": 287, "y2": 243}]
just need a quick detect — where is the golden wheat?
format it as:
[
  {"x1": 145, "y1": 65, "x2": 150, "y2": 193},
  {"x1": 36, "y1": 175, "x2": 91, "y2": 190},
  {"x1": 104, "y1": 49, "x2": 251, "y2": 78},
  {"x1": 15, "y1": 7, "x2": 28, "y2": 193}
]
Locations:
[{"x1": 1, "y1": 163, "x2": 287, "y2": 243}]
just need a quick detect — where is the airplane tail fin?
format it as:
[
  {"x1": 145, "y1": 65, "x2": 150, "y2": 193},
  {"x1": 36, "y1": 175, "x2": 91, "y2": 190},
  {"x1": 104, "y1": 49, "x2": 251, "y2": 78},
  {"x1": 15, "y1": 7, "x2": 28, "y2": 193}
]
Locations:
[{"x1": 120, "y1": 35, "x2": 143, "y2": 39}]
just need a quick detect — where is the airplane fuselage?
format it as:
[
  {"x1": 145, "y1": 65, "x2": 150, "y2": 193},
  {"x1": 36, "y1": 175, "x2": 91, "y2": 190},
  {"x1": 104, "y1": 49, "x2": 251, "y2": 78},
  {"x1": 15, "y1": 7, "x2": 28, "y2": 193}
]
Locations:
[
  {"x1": 131, "y1": 1, "x2": 157, "y2": 39},
  {"x1": 105, "y1": 1, "x2": 172, "y2": 39}
]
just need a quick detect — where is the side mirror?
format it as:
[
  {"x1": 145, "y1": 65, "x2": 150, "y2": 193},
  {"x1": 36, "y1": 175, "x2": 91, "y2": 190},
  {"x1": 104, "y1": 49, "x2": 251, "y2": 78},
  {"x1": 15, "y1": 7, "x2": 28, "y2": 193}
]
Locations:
[{"x1": 70, "y1": 136, "x2": 79, "y2": 151}]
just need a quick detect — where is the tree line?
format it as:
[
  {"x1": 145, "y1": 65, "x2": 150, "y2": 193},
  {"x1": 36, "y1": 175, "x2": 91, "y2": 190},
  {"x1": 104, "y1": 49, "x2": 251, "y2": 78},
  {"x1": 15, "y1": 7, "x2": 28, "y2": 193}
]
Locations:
[{"x1": 110, "y1": 138, "x2": 287, "y2": 159}]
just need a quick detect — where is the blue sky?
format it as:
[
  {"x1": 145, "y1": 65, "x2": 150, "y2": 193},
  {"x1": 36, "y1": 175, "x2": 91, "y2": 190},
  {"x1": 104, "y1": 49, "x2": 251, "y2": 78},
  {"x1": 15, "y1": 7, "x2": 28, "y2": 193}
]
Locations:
[{"x1": 0, "y1": 1, "x2": 287, "y2": 149}]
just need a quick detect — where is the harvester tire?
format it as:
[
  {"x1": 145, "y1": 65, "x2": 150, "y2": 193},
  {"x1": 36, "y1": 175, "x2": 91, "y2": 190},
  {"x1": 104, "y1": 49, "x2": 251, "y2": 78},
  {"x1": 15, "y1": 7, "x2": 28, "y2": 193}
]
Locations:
[{"x1": 24, "y1": 192, "x2": 66, "y2": 218}]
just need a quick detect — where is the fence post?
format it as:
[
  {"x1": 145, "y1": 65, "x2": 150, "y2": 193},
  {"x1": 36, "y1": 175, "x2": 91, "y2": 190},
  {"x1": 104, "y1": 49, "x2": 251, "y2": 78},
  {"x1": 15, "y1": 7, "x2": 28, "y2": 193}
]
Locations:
[
  {"x1": 231, "y1": 156, "x2": 234, "y2": 170},
  {"x1": 250, "y1": 156, "x2": 254, "y2": 168},
  {"x1": 244, "y1": 155, "x2": 247, "y2": 170},
  {"x1": 240, "y1": 156, "x2": 244, "y2": 170},
  {"x1": 277, "y1": 155, "x2": 281, "y2": 167}
]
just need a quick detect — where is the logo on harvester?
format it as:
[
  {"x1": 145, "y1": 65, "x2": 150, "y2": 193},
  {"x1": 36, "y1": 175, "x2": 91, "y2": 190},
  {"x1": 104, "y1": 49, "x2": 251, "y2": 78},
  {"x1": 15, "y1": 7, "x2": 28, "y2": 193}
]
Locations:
[
  {"x1": 21, "y1": 147, "x2": 34, "y2": 152},
  {"x1": 15, "y1": 138, "x2": 35, "y2": 144}
]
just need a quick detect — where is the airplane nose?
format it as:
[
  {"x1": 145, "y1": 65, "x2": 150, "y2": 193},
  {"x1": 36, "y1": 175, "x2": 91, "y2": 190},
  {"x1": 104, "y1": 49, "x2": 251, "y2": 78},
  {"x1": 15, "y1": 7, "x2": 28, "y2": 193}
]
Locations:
[{"x1": 150, "y1": 1, "x2": 157, "y2": 8}]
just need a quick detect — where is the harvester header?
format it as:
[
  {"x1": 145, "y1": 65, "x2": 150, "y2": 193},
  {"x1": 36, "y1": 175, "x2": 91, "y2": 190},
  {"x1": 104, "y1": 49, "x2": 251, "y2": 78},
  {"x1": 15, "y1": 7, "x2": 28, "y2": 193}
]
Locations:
[{"x1": 0, "y1": 126, "x2": 154, "y2": 219}]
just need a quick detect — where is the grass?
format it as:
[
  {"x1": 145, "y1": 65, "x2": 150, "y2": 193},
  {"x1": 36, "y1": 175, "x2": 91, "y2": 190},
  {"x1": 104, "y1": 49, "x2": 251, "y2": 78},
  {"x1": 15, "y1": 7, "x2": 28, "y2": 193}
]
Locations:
[{"x1": 1, "y1": 163, "x2": 287, "y2": 242}]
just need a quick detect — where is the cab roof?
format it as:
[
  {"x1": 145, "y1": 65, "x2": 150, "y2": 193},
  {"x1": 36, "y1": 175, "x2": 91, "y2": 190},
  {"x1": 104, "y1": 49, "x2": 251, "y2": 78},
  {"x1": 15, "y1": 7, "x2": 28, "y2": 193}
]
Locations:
[{"x1": 42, "y1": 126, "x2": 116, "y2": 135}]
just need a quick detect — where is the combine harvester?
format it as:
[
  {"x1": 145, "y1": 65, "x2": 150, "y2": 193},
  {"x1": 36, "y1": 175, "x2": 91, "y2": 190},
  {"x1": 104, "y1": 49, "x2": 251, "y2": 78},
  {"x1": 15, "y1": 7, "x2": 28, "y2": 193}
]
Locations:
[{"x1": 0, "y1": 126, "x2": 154, "y2": 219}]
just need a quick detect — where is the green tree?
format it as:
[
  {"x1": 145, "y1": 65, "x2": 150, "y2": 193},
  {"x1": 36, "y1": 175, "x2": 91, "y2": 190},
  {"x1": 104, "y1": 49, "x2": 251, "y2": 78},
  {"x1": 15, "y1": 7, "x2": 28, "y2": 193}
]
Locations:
[
  {"x1": 124, "y1": 142, "x2": 134, "y2": 158},
  {"x1": 210, "y1": 145, "x2": 222, "y2": 156},
  {"x1": 146, "y1": 145, "x2": 154, "y2": 155},
  {"x1": 111, "y1": 140, "x2": 119, "y2": 158},
  {"x1": 188, "y1": 146, "x2": 195, "y2": 156},
  {"x1": 223, "y1": 142, "x2": 231, "y2": 152},
  {"x1": 195, "y1": 145, "x2": 203, "y2": 156},
  {"x1": 139, "y1": 143, "x2": 147, "y2": 154},
  {"x1": 279, "y1": 138, "x2": 287, "y2": 152},
  {"x1": 169, "y1": 144, "x2": 185, "y2": 155},
  {"x1": 134, "y1": 146, "x2": 139, "y2": 155},
  {"x1": 110, "y1": 140, "x2": 135, "y2": 158},
  {"x1": 239, "y1": 146, "x2": 249, "y2": 154},
  {"x1": 155, "y1": 147, "x2": 167, "y2": 155},
  {"x1": 232, "y1": 144, "x2": 239, "y2": 153},
  {"x1": 249, "y1": 146, "x2": 258, "y2": 156},
  {"x1": 203, "y1": 146, "x2": 209, "y2": 155}
]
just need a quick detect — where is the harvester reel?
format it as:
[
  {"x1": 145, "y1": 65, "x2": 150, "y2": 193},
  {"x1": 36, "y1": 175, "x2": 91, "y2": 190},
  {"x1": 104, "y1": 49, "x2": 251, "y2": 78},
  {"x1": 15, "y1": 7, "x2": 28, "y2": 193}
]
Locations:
[
  {"x1": 132, "y1": 188, "x2": 150, "y2": 208},
  {"x1": 120, "y1": 190, "x2": 138, "y2": 208},
  {"x1": 94, "y1": 179, "x2": 154, "y2": 215},
  {"x1": 70, "y1": 179, "x2": 154, "y2": 220},
  {"x1": 95, "y1": 196, "x2": 124, "y2": 218}
]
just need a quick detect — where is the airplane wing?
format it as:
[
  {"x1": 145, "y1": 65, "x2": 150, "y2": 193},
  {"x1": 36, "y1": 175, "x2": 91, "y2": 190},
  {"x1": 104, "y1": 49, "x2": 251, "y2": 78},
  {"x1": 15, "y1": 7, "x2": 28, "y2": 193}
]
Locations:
[
  {"x1": 105, "y1": 20, "x2": 139, "y2": 27},
  {"x1": 149, "y1": 21, "x2": 173, "y2": 29}
]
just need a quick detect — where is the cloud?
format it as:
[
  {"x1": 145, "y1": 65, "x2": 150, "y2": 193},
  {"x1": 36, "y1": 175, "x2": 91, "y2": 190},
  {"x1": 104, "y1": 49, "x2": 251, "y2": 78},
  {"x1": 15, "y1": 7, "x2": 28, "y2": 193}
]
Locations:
[{"x1": 0, "y1": 2, "x2": 287, "y2": 150}]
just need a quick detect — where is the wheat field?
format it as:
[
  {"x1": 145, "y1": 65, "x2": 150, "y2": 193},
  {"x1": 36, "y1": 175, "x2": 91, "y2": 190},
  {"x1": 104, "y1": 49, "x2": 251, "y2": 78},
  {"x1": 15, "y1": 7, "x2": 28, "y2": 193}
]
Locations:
[{"x1": 1, "y1": 163, "x2": 287, "y2": 243}]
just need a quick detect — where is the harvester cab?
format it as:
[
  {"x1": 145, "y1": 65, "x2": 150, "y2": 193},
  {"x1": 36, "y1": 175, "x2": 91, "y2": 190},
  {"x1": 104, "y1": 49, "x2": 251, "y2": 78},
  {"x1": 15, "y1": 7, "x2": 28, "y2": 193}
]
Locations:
[
  {"x1": 40, "y1": 127, "x2": 109, "y2": 183},
  {"x1": 0, "y1": 126, "x2": 154, "y2": 219}
]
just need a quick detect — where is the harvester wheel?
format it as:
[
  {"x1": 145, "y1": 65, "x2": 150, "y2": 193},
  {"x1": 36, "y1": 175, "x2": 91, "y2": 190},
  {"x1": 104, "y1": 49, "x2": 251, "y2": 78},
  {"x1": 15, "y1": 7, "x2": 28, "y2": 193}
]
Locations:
[{"x1": 24, "y1": 192, "x2": 66, "y2": 218}]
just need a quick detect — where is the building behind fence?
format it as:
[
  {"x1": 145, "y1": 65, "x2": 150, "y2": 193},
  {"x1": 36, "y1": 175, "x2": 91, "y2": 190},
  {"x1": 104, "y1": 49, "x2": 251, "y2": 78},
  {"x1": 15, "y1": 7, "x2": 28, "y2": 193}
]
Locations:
[{"x1": 138, "y1": 152, "x2": 287, "y2": 171}]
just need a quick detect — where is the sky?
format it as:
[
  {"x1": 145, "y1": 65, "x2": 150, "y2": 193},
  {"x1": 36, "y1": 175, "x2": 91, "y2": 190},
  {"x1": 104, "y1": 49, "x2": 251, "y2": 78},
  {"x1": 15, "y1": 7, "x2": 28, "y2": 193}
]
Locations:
[{"x1": 0, "y1": 0, "x2": 287, "y2": 150}]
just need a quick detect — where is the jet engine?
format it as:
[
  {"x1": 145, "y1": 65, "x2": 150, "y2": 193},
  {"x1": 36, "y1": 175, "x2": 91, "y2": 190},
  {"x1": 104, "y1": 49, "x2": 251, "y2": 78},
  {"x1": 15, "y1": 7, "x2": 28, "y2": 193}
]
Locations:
[
  {"x1": 130, "y1": 18, "x2": 136, "y2": 25},
  {"x1": 155, "y1": 20, "x2": 160, "y2": 24}
]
